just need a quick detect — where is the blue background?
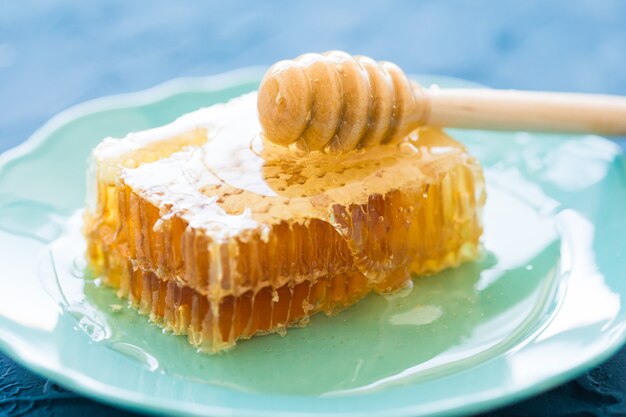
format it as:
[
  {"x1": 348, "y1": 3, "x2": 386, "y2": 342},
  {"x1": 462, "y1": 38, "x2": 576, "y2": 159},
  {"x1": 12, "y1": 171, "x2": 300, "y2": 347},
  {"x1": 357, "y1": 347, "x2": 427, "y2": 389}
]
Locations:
[{"x1": 0, "y1": 1, "x2": 625, "y2": 415}]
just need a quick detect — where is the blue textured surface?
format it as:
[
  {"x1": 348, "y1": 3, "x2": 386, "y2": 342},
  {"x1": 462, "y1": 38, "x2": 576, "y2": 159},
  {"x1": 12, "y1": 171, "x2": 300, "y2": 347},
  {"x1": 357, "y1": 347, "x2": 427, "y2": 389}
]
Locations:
[{"x1": 0, "y1": 1, "x2": 625, "y2": 416}]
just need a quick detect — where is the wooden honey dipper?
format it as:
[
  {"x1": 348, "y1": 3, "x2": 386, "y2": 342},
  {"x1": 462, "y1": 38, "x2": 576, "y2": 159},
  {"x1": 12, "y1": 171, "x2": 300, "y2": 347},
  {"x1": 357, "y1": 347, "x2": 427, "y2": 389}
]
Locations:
[{"x1": 257, "y1": 51, "x2": 626, "y2": 154}]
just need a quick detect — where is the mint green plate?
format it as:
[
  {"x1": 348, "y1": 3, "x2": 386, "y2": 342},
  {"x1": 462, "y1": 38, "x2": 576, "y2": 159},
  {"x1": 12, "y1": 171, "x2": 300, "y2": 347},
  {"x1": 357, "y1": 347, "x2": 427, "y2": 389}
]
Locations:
[{"x1": 1, "y1": 69, "x2": 625, "y2": 417}]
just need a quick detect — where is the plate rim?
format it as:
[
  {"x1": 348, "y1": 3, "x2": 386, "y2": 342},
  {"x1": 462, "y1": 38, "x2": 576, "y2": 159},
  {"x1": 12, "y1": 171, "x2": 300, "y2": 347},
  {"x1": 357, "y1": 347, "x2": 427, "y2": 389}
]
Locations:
[{"x1": 0, "y1": 68, "x2": 625, "y2": 417}]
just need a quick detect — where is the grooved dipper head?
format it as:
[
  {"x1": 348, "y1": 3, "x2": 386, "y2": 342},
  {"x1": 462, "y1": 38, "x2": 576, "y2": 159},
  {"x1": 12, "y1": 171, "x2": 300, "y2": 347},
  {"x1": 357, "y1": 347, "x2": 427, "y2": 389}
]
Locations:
[{"x1": 258, "y1": 51, "x2": 428, "y2": 155}]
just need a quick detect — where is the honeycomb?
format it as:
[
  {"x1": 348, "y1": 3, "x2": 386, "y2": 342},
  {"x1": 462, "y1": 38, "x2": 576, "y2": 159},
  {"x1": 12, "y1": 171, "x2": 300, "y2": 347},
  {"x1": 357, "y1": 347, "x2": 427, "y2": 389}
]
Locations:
[{"x1": 84, "y1": 93, "x2": 485, "y2": 353}]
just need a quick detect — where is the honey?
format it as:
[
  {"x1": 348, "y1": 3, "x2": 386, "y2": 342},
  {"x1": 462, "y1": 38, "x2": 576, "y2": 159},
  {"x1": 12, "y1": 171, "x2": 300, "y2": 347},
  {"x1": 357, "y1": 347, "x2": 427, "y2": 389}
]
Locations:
[{"x1": 84, "y1": 92, "x2": 485, "y2": 353}]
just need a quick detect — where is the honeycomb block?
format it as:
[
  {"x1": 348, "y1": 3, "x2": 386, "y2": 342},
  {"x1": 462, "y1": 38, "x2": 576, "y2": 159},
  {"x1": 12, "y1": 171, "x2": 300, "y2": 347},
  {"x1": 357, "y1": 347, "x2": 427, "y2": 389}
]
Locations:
[{"x1": 84, "y1": 93, "x2": 485, "y2": 353}]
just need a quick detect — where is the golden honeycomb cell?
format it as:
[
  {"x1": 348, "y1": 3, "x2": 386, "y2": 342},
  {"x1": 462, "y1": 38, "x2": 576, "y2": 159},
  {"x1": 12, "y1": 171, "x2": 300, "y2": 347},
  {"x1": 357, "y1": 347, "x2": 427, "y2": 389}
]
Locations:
[{"x1": 84, "y1": 92, "x2": 485, "y2": 353}]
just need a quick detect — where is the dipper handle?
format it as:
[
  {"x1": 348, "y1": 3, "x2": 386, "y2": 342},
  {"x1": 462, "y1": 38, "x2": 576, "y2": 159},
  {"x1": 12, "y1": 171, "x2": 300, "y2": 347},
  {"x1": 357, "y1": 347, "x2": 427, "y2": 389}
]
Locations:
[{"x1": 426, "y1": 88, "x2": 626, "y2": 136}]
